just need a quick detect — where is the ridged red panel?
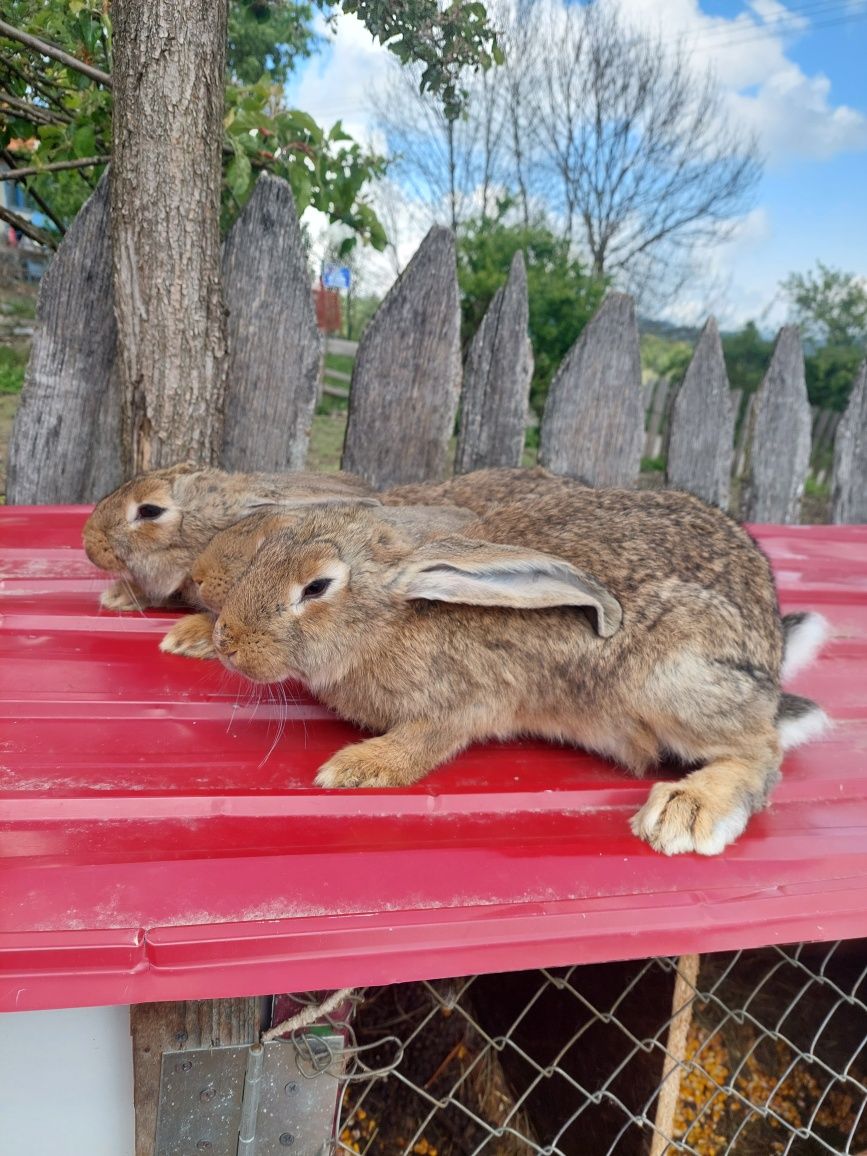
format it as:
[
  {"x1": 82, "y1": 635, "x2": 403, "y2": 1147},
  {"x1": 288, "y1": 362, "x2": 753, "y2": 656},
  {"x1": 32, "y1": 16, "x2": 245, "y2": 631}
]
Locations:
[{"x1": 2, "y1": 507, "x2": 866, "y2": 1011}]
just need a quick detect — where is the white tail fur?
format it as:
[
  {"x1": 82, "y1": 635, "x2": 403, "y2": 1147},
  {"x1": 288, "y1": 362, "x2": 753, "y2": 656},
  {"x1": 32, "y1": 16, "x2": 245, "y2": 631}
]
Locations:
[{"x1": 781, "y1": 612, "x2": 829, "y2": 682}]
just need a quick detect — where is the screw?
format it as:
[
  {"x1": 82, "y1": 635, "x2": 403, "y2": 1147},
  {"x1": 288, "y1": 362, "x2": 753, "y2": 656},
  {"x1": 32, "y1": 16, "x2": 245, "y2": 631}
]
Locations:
[
  {"x1": 196, "y1": 1143, "x2": 212, "y2": 1152},
  {"x1": 199, "y1": 1084, "x2": 217, "y2": 1102},
  {"x1": 279, "y1": 1134, "x2": 295, "y2": 1147},
  {"x1": 284, "y1": 1082, "x2": 297, "y2": 1094},
  {"x1": 175, "y1": 1060, "x2": 194, "y2": 1073}
]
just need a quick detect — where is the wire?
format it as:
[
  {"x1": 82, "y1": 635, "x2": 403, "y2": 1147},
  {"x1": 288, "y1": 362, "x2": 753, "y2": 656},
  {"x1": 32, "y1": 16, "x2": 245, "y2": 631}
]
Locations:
[{"x1": 678, "y1": 4, "x2": 867, "y2": 51}]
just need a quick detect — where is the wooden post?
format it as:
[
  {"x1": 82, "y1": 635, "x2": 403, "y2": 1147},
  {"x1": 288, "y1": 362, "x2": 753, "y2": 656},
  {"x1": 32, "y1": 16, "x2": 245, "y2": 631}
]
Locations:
[
  {"x1": 665, "y1": 318, "x2": 735, "y2": 508},
  {"x1": 645, "y1": 380, "x2": 670, "y2": 461},
  {"x1": 6, "y1": 175, "x2": 122, "y2": 503},
  {"x1": 539, "y1": 293, "x2": 642, "y2": 486},
  {"x1": 650, "y1": 954, "x2": 700, "y2": 1156},
  {"x1": 341, "y1": 226, "x2": 461, "y2": 488},
  {"x1": 832, "y1": 360, "x2": 867, "y2": 523},
  {"x1": 740, "y1": 326, "x2": 811, "y2": 523},
  {"x1": 130, "y1": 998, "x2": 268, "y2": 1156},
  {"x1": 455, "y1": 250, "x2": 533, "y2": 474},
  {"x1": 221, "y1": 174, "x2": 321, "y2": 472}
]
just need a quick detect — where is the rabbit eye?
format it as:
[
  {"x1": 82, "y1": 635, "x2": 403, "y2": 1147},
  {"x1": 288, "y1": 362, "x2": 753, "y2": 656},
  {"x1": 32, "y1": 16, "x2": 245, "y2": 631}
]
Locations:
[
  {"x1": 137, "y1": 504, "x2": 166, "y2": 520},
  {"x1": 301, "y1": 577, "x2": 332, "y2": 601}
]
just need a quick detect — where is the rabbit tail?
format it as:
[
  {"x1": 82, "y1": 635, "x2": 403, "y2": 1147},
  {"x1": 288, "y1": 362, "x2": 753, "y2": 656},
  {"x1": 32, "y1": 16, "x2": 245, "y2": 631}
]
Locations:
[
  {"x1": 776, "y1": 692, "x2": 830, "y2": 750},
  {"x1": 781, "y1": 612, "x2": 829, "y2": 682}
]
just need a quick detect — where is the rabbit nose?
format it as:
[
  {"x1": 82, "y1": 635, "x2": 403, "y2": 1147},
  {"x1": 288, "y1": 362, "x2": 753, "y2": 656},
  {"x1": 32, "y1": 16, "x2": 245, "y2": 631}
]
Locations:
[{"x1": 213, "y1": 622, "x2": 236, "y2": 659}]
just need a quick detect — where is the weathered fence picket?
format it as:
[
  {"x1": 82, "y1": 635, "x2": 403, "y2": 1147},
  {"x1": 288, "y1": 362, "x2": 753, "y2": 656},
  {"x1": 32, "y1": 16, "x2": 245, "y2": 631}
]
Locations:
[
  {"x1": 455, "y1": 250, "x2": 533, "y2": 474},
  {"x1": 539, "y1": 293, "x2": 643, "y2": 486},
  {"x1": 6, "y1": 176, "x2": 865, "y2": 528},
  {"x1": 739, "y1": 326, "x2": 812, "y2": 523},
  {"x1": 7, "y1": 175, "x2": 121, "y2": 503},
  {"x1": 341, "y1": 226, "x2": 461, "y2": 488},
  {"x1": 665, "y1": 318, "x2": 735, "y2": 508},
  {"x1": 832, "y1": 360, "x2": 867, "y2": 523},
  {"x1": 220, "y1": 174, "x2": 320, "y2": 473}
]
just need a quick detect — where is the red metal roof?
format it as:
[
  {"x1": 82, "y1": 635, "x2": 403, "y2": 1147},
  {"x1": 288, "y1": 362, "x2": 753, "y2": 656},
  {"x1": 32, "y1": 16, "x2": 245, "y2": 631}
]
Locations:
[{"x1": 1, "y1": 507, "x2": 866, "y2": 1012}]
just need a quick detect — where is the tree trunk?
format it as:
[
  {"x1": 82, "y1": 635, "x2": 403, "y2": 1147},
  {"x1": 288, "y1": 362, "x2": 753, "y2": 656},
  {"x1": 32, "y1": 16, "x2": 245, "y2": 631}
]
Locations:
[{"x1": 110, "y1": 0, "x2": 228, "y2": 472}]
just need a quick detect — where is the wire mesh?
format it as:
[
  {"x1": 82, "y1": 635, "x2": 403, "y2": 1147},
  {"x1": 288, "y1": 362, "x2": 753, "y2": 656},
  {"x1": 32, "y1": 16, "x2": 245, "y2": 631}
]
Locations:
[{"x1": 298, "y1": 939, "x2": 867, "y2": 1156}]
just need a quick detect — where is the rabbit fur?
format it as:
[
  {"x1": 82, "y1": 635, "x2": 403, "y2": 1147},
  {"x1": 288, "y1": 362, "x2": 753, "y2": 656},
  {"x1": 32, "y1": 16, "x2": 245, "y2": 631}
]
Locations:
[
  {"x1": 82, "y1": 462, "x2": 378, "y2": 611},
  {"x1": 160, "y1": 502, "x2": 478, "y2": 660},
  {"x1": 212, "y1": 485, "x2": 829, "y2": 856}
]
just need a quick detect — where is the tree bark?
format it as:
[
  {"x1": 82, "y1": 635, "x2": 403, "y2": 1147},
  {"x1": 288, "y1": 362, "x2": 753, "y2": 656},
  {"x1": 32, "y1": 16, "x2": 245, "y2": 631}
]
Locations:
[{"x1": 110, "y1": 0, "x2": 228, "y2": 472}]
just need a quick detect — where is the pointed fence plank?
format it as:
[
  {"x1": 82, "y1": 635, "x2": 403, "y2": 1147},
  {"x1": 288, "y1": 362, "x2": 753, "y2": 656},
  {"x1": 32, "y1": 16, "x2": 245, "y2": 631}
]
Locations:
[
  {"x1": 7, "y1": 175, "x2": 122, "y2": 503},
  {"x1": 220, "y1": 174, "x2": 321, "y2": 473},
  {"x1": 341, "y1": 226, "x2": 462, "y2": 488},
  {"x1": 665, "y1": 318, "x2": 735, "y2": 508},
  {"x1": 539, "y1": 293, "x2": 642, "y2": 486},
  {"x1": 740, "y1": 326, "x2": 812, "y2": 523},
  {"x1": 455, "y1": 250, "x2": 533, "y2": 473},
  {"x1": 832, "y1": 360, "x2": 867, "y2": 523}
]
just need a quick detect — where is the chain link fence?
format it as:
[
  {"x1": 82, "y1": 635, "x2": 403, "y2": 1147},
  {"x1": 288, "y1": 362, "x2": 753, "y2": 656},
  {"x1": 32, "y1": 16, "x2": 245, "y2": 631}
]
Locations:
[{"x1": 279, "y1": 938, "x2": 867, "y2": 1155}]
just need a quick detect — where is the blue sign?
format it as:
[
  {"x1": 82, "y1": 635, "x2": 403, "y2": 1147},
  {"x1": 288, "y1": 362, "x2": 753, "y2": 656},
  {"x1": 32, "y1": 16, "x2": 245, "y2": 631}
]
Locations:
[{"x1": 322, "y1": 265, "x2": 351, "y2": 290}]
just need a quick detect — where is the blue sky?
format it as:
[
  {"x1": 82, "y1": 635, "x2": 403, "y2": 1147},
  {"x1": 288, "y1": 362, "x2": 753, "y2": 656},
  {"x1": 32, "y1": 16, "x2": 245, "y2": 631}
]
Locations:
[{"x1": 289, "y1": 0, "x2": 867, "y2": 328}]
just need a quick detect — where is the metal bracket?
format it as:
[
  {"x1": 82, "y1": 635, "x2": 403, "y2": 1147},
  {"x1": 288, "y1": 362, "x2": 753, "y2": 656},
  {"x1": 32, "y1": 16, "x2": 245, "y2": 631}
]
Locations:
[{"x1": 154, "y1": 1036, "x2": 345, "y2": 1156}]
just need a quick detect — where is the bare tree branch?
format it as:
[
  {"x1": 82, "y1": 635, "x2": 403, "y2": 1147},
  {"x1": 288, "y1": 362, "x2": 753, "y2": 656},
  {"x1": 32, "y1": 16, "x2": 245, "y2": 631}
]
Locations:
[
  {"x1": 0, "y1": 18, "x2": 112, "y2": 87},
  {"x1": 0, "y1": 148, "x2": 67, "y2": 235},
  {"x1": 0, "y1": 91, "x2": 71, "y2": 124},
  {"x1": 0, "y1": 203, "x2": 58, "y2": 248},
  {"x1": 0, "y1": 155, "x2": 110, "y2": 180},
  {"x1": 532, "y1": 3, "x2": 762, "y2": 296}
]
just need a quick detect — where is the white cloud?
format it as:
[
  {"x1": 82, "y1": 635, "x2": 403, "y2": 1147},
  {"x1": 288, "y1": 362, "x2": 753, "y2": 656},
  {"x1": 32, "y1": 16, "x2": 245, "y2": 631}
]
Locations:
[
  {"x1": 616, "y1": 0, "x2": 867, "y2": 165},
  {"x1": 286, "y1": 12, "x2": 391, "y2": 148},
  {"x1": 291, "y1": 1, "x2": 867, "y2": 317}
]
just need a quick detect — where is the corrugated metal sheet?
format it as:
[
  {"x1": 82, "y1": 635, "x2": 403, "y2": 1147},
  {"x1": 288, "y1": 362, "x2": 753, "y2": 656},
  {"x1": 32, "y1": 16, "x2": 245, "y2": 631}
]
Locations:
[{"x1": 1, "y1": 507, "x2": 866, "y2": 1012}]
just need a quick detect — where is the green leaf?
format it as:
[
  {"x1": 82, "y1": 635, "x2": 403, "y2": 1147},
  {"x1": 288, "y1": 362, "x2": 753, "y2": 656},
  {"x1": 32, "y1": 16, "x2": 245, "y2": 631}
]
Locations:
[
  {"x1": 225, "y1": 150, "x2": 253, "y2": 200},
  {"x1": 72, "y1": 123, "x2": 97, "y2": 158}
]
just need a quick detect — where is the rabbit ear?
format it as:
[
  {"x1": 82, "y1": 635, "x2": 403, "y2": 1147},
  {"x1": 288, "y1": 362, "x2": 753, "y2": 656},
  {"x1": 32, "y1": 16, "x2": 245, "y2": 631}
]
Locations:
[
  {"x1": 241, "y1": 494, "x2": 381, "y2": 515},
  {"x1": 162, "y1": 461, "x2": 200, "y2": 479},
  {"x1": 388, "y1": 537, "x2": 622, "y2": 638}
]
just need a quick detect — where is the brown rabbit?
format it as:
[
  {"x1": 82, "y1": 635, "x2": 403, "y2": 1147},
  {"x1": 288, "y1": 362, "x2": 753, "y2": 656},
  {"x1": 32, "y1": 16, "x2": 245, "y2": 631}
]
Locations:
[
  {"x1": 213, "y1": 487, "x2": 829, "y2": 856},
  {"x1": 161, "y1": 502, "x2": 479, "y2": 659},
  {"x1": 82, "y1": 463, "x2": 378, "y2": 612},
  {"x1": 382, "y1": 465, "x2": 583, "y2": 514}
]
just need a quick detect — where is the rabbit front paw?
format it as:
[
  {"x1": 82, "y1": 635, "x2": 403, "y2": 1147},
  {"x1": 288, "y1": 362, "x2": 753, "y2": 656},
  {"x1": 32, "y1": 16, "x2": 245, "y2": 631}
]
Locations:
[
  {"x1": 314, "y1": 735, "x2": 426, "y2": 788},
  {"x1": 630, "y1": 779, "x2": 750, "y2": 856},
  {"x1": 314, "y1": 749, "x2": 404, "y2": 789},
  {"x1": 159, "y1": 612, "x2": 217, "y2": 659},
  {"x1": 100, "y1": 578, "x2": 148, "y2": 611}
]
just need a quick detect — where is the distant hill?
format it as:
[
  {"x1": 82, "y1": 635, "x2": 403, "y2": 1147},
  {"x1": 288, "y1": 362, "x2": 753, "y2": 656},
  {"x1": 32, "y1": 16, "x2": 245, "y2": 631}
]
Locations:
[{"x1": 638, "y1": 317, "x2": 703, "y2": 343}]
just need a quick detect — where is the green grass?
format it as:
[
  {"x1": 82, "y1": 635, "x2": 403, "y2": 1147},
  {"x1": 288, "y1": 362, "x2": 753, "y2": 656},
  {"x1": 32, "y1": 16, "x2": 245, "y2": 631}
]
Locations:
[
  {"x1": 316, "y1": 351, "x2": 353, "y2": 417},
  {"x1": 0, "y1": 346, "x2": 27, "y2": 394},
  {"x1": 324, "y1": 352, "x2": 354, "y2": 377},
  {"x1": 804, "y1": 475, "x2": 830, "y2": 500},
  {"x1": 307, "y1": 412, "x2": 348, "y2": 472},
  {"x1": 641, "y1": 454, "x2": 666, "y2": 473},
  {"x1": 1, "y1": 295, "x2": 36, "y2": 319}
]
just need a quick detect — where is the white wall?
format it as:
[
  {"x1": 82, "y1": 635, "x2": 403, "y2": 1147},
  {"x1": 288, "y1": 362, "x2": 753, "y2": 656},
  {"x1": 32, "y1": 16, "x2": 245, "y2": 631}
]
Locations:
[{"x1": 0, "y1": 1004, "x2": 135, "y2": 1156}]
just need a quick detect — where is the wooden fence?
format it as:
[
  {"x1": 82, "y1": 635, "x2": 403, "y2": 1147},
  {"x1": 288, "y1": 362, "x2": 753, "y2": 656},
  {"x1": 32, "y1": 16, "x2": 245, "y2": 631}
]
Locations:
[{"x1": 6, "y1": 172, "x2": 866, "y2": 523}]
